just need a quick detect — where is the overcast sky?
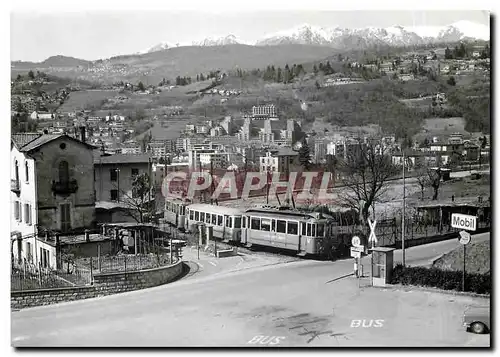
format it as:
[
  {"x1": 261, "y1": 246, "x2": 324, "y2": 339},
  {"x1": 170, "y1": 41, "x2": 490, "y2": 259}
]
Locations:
[{"x1": 11, "y1": 10, "x2": 490, "y2": 62}]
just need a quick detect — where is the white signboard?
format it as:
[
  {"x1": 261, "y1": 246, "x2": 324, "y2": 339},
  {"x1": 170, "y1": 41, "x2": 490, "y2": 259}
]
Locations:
[
  {"x1": 351, "y1": 245, "x2": 365, "y2": 253},
  {"x1": 351, "y1": 236, "x2": 361, "y2": 247},
  {"x1": 368, "y1": 219, "x2": 377, "y2": 244},
  {"x1": 350, "y1": 249, "x2": 361, "y2": 259},
  {"x1": 459, "y1": 230, "x2": 471, "y2": 245},
  {"x1": 451, "y1": 214, "x2": 477, "y2": 231}
]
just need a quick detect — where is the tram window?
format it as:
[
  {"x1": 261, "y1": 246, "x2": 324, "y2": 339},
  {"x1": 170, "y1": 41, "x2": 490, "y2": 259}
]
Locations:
[
  {"x1": 287, "y1": 221, "x2": 298, "y2": 235},
  {"x1": 276, "y1": 220, "x2": 286, "y2": 233},
  {"x1": 217, "y1": 215, "x2": 223, "y2": 226},
  {"x1": 225, "y1": 216, "x2": 232, "y2": 228},
  {"x1": 317, "y1": 224, "x2": 325, "y2": 237},
  {"x1": 251, "y1": 218, "x2": 261, "y2": 230},
  {"x1": 261, "y1": 219, "x2": 271, "y2": 231},
  {"x1": 312, "y1": 224, "x2": 316, "y2": 237},
  {"x1": 212, "y1": 214, "x2": 217, "y2": 225},
  {"x1": 194, "y1": 211, "x2": 199, "y2": 221},
  {"x1": 307, "y1": 223, "x2": 311, "y2": 236},
  {"x1": 200, "y1": 212, "x2": 205, "y2": 221},
  {"x1": 189, "y1": 210, "x2": 194, "y2": 220},
  {"x1": 301, "y1": 222, "x2": 306, "y2": 235},
  {"x1": 234, "y1": 217, "x2": 242, "y2": 229},
  {"x1": 271, "y1": 220, "x2": 276, "y2": 231},
  {"x1": 205, "y1": 213, "x2": 211, "y2": 223}
]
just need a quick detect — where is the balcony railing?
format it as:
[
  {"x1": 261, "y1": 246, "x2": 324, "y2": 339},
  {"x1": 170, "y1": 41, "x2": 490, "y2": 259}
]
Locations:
[
  {"x1": 11, "y1": 179, "x2": 20, "y2": 193},
  {"x1": 51, "y1": 179, "x2": 78, "y2": 195}
]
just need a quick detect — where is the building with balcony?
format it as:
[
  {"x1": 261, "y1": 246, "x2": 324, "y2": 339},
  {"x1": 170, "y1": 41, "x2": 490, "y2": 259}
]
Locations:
[{"x1": 11, "y1": 130, "x2": 96, "y2": 268}]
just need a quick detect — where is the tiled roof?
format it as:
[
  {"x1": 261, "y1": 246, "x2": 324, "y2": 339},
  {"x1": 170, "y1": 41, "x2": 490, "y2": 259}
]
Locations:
[
  {"x1": 94, "y1": 153, "x2": 152, "y2": 165},
  {"x1": 20, "y1": 134, "x2": 63, "y2": 152},
  {"x1": 11, "y1": 133, "x2": 42, "y2": 149},
  {"x1": 13, "y1": 133, "x2": 96, "y2": 152}
]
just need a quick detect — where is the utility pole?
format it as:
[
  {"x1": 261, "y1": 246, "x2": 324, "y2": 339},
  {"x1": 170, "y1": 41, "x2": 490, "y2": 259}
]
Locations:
[
  {"x1": 402, "y1": 150, "x2": 406, "y2": 267},
  {"x1": 210, "y1": 159, "x2": 215, "y2": 204},
  {"x1": 148, "y1": 157, "x2": 152, "y2": 222}
]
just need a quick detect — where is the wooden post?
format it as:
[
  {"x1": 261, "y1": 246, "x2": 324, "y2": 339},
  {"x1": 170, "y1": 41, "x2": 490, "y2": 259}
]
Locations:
[
  {"x1": 89, "y1": 256, "x2": 93, "y2": 284},
  {"x1": 170, "y1": 238, "x2": 173, "y2": 263}
]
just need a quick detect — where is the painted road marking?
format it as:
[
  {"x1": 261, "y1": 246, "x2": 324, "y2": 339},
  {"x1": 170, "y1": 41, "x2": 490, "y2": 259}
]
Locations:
[
  {"x1": 208, "y1": 261, "x2": 217, "y2": 267},
  {"x1": 247, "y1": 336, "x2": 286, "y2": 345}
]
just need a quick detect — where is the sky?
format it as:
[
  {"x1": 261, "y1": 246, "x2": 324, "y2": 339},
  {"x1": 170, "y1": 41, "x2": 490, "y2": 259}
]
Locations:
[{"x1": 10, "y1": 10, "x2": 491, "y2": 62}]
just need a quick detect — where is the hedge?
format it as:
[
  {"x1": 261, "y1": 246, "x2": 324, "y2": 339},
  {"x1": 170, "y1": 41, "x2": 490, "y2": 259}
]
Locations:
[{"x1": 390, "y1": 264, "x2": 491, "y2": 295}]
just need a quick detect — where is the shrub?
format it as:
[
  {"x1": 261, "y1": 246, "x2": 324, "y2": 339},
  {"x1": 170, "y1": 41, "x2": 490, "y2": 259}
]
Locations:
[{"x1": 391, "y1": 264, "x2": 490, "y2": 295}]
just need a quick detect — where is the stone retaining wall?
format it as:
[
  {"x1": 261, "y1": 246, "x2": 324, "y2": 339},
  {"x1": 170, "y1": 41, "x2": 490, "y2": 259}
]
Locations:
[{"x1": 11, "y1": 261, "x2": 184, "y2": 310}]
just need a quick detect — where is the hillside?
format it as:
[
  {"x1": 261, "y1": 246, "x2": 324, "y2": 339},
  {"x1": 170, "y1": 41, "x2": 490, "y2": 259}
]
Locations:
[
  {"x1": 433, "y1": 240, "x2": 490, "y2": 274},
  {"x1": 11, "y1": 44, "x2": 337, "y2": 84}
]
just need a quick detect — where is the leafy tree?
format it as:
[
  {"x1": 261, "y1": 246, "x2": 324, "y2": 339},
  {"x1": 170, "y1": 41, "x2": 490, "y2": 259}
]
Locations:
[
  {"x1": 137, "y1": 81, "x2": 145, "y2": 91},
  {"x1": 200, "y1": 73, "x2": 205, "y2": 81},
  {"x1": 298, "y1": 138, "x2": 311, "y2": 170},
  {"x1": 315, "y1": 80, "x2": 321, "y2": 89},
  {"x1": 28, "y1": 70, "x2": 34, "y2": 79},
  {"x1": 480, "y1": 44, "x2": 490, "y2": 59},
  {"x1": 481, "y1": 136, "x2": 488, "y2": 148},
  {"x1": 16, "y1": 74, "x2": 22, "y2": 81},
  {"x1": 313, "y1": 64, "x2": 318, "y2": 74},
  {"x1": 447, "y1": 76, "x2": 456, "y2": 86},
  {"x1": 444, "y1": 46, "x2": 453, "y2": 59}
]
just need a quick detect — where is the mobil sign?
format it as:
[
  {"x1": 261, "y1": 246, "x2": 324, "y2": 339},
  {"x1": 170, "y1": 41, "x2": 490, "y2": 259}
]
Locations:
[{"x1": 451, "y1": 213, "x2": 477, "y2": 231}]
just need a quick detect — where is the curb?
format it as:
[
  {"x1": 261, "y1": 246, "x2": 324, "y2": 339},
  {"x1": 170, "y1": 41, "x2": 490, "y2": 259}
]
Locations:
[{"x1": 377, "y1": 283, "x2": 490, "y2": 298}]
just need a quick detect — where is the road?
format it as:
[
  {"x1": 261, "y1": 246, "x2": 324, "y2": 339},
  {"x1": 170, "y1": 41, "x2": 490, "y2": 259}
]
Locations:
[{"x1": 11, "y1": 233, "x2": 490, "y2": 347}]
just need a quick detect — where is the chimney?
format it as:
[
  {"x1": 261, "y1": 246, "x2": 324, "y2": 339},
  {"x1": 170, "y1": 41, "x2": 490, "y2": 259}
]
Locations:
[
  {"x1": 79, "y1": 126, "x2": 86, "y2": 143},
  {"x1": 84, "y1": 229, "x2": 90, "y2": 242}
]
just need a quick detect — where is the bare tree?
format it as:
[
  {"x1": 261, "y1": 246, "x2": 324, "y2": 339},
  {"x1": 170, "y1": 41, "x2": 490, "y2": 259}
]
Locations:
[
  {"x1": 414, "y1": 163, "x2": 443, "y2": 201},
  {"x1": 415, "y1": 167, "x2": 428, "y2": 201},
  {"x1": 115, "y1": 173, "x2": 153, "y2": 223},
  {"x1": 428, "y1": 168, "x2": 442, "y2": 200},
  {"x1": 337, "y1": 139, "x2": 399, "y2": 226}
]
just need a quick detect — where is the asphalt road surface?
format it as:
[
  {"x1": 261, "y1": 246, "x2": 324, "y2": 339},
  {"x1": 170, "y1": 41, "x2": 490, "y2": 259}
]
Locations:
[{"x1": 12, "y1": 233, "x2": 490, "y2": 347}]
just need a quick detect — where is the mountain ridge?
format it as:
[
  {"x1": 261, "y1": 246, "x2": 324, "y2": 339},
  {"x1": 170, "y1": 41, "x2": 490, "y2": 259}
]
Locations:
[{"x1": 140, "y1": 20, "x2": 489, "y2": 53}]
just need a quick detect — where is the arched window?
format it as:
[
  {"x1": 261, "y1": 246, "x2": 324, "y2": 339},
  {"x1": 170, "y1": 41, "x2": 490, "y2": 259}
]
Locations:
[
  {"x1": 14, "y1": 160, "x2": 19, "y2": 182},
  {"x1": 25, "y1": 161, "x2": 29, "y2": 182},
  {"x1": 58, "y1": 161, "x2": 69, "y2": 184}
]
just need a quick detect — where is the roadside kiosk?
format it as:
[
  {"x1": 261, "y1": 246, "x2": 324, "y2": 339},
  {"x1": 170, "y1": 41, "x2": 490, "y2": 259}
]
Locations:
[{"x1": 370, "y1": 247, "x2": 395, "y2": 287}]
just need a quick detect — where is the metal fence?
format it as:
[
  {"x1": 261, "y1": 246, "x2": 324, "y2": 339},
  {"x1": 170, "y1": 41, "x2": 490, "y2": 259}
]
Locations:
[
  {"x1": 11, "y1": 260, "x2": 92, "y2": 291},
  {"x1": 82, "y1": 252, "x2": 177, "y2": 274},
  {"x1": 12, "y1": 250, "x2": 180, "y2": 291}
]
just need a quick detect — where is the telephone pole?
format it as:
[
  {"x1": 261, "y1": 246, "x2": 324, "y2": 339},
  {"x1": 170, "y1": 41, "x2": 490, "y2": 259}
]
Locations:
[{"x1": 402, "y1": 150, "x2": 406, "y2": 267}]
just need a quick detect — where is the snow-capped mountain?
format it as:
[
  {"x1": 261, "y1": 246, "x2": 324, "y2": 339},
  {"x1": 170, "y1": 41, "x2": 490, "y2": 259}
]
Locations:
[
  {"x1": 257, "y1": 21, "x2": 489, "y2": 48},
  {"x1": 139, "y1": 20, "x2": 489, "y2": 54},
  {"x1": 191, "y1": 34, "x2": 245, "y2": 46}
]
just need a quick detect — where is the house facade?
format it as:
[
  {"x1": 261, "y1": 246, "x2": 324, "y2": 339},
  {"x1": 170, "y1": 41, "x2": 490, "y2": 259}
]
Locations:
[
  {"x1": 259, "y1": 148, "x2": 299, "y2": 173},
  {"x1": 94, "y1": 153, "x2": 152, "y2": 203},
  {"x1": 11, "y1": 131, "x2": 96, "y2": 268}
]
